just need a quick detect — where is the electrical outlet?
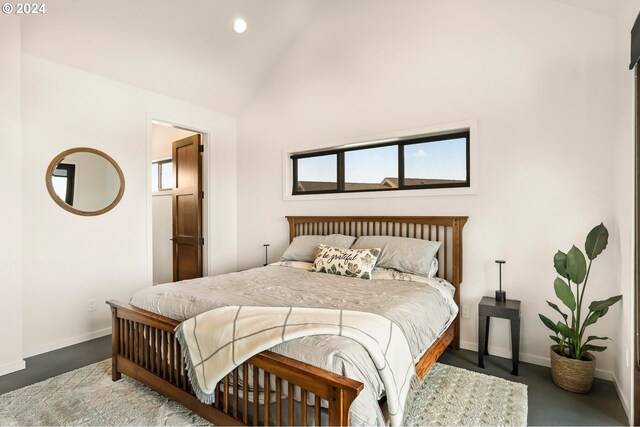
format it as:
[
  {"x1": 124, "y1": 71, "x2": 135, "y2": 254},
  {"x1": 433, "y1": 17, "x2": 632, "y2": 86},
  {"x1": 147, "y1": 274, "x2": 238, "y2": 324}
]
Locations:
[
  {"x1": 88, "y1": 299, "x2": 96, "y2": 312},
  {"x1": 462, "y1": 305, "x2": 470, "y2": 319}
]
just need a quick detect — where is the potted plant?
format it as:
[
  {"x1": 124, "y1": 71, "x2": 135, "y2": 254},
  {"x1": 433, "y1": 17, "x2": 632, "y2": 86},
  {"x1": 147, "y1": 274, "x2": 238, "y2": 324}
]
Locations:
[{"x1": 539, "y1": 223, "x2": 621, "y2": 393}]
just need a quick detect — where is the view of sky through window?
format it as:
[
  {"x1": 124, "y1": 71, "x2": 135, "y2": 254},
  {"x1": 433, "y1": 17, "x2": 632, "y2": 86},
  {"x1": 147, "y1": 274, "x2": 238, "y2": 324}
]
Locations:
[
  {"x1": 404, "y1": 138, "x2": 467, "y2": 181},
  {"x1": 296, "y1": 154, "x2": 338, "y2": 191},
  {"x1": 152, "y1": 161, "x2": 174, "y2": 192},
  {"x1": 161, "y1": 162, "x2": 173, "y2": 190},
  {"x1": 345, "y1": 145, "x2": 397, "y2": 185},
  {"x1": 297, "y1": 154, "x2": 337, "y2": 183}
]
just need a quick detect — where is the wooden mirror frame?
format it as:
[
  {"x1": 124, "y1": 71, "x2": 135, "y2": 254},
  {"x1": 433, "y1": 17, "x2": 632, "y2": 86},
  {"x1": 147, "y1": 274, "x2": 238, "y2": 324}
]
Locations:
[{"x1": 45, "y1": 147, "x2": 125, "y2": 216}]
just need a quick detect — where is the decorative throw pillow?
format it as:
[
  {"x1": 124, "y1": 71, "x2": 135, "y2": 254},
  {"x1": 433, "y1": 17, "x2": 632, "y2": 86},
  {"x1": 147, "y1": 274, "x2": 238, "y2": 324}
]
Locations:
[{"x1": 311, "y1": 244, "x2": 381, "y2": 280}]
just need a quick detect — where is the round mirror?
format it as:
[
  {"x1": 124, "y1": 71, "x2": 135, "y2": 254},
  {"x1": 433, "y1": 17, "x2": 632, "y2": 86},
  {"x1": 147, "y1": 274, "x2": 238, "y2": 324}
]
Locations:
[{"x1": 46, "y1": 147, "x2": 125, "y2": 216}]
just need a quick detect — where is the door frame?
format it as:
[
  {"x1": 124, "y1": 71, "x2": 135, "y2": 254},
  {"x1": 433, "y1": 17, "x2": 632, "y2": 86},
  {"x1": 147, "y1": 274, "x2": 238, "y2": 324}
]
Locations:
[
  {"x1": 629, "y1": 64, "x2": 640, "y2": 425},
  {"x1": 146, "y1": 116, "x2": 211, "y2": 287}
]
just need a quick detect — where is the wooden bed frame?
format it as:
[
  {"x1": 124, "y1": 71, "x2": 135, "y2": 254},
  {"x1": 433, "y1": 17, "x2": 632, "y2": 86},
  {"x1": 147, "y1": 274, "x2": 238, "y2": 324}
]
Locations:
[{"x1": 107, "y1": 215, "x2": 467, "y2": 426}]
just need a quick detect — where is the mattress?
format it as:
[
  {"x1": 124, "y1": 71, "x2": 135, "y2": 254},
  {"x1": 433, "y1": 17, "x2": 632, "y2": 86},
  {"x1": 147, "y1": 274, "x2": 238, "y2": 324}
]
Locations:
[{"x1": 129, "y1": 262, "x2": 457, "y2": 426}]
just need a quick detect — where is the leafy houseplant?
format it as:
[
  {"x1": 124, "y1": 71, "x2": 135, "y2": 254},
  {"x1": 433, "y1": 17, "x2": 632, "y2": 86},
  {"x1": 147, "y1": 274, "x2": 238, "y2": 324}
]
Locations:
[{"x1": 539, "y1": 223, "x2": 621, "y2": 393}]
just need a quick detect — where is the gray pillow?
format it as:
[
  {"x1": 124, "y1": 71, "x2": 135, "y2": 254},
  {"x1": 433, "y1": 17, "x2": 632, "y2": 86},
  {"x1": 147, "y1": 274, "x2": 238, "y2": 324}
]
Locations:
[
  {"x1": 351, "y1": 235, "x2": 442, "y2": 277},
  {"x1": 281, "y1": 234, "x2": 357, "y2": 263}
]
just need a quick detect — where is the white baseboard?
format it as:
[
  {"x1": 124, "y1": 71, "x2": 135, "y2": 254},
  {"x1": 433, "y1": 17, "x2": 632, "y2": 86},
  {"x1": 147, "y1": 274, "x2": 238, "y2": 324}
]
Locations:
[
  {"x1": 460, "y1": 340, "x2": 613, "y2": 380},
  {"x1": 23, "y1": 327, "x2": 112, "y2": 358},
  {"x1": 612, "y1": 371, "x2": 631, "y2": 424},
  {"x1": 0, "y1": 359, "x2": 26, "y2": 376}
]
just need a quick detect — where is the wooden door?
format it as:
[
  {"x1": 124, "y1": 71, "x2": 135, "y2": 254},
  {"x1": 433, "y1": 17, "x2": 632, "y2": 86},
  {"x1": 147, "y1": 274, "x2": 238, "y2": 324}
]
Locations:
[{"x1": 172, "y1": 134, "x2": 203, "y2": 281}]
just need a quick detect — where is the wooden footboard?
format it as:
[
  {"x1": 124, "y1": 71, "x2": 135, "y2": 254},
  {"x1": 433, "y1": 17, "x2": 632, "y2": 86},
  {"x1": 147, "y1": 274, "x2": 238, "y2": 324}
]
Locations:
[{"x1": 108, "y1": 300, "x2": 363, "y2": 426}]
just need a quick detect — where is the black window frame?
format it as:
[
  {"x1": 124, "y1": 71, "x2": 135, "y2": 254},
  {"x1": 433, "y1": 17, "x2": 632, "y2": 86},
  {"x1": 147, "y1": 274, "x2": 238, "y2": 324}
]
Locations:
[
  {"x1": 52, "y1": 163, "x2": 76, "y2": 205},
  {"x1": 291, "y1": 130, "x2": 470, "y2": 195},
  {"x1": 152, "y1": 159, "x2": 173, "y2": 192}
]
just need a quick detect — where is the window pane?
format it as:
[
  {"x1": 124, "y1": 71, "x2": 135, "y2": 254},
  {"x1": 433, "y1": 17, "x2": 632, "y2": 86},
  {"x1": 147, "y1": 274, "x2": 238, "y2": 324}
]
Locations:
[
  {"x1": 161, "y1": 161, "x2": 173, "y2": 190},
  {"x1": 404, "y1": 138, "x2": 467, "y2": 185},
  {"x1": 52, "y1": 176, "x2": 67, "y2": 201},
  {"x1": 53, "y1": 166, "x2": 68, "y2": 177},
  {"x1": 151, "y1": 163, "x2": 159, "y2": 192},
  {"x1": 345, "y1": 146, "x2": 398, "y2": 191},
  {"x1": 296, "y1": 154, "x2": 337, "y2": 192}
]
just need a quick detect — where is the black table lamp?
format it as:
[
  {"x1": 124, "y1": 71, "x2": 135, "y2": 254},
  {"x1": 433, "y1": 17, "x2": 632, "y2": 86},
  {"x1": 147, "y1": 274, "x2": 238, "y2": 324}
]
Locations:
[
  {"x1": 263, "y1": 244, "x2": 270, "y2": 266},
  {"x1": 495, "y1": 260, "x2": 506, "y2": 302}
]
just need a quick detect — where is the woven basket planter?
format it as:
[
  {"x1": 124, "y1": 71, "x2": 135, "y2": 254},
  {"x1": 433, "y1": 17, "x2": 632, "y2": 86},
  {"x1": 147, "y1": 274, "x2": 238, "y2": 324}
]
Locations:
[{"x1": 550, "y1": 345, "x2": 596, "y2": 393}]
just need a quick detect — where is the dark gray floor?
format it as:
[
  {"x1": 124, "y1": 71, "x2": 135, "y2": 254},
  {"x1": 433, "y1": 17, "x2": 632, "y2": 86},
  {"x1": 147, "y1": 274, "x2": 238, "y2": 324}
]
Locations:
[
  {"x1": 0, "y1": 335, "x2": 111, "y2": 395},
  {"x1": 0, "y1": 336, "x2": 629, "y2": 426}
]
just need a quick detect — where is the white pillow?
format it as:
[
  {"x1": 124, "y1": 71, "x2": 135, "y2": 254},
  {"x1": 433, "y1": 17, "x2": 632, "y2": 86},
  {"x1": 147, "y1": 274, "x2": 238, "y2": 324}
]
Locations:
[
  {"x1": 428, "y1": 257, "x2": 439, "y2": 278},
  {"x1": 351, "y1": 235, "x2": 442, "y2": 277},
  {"x1": 280, "y1": 234, "x2": 357, "y2": 263},
  {"x1": 311, "y1": 244, "x2": 381, "y2": 280}
]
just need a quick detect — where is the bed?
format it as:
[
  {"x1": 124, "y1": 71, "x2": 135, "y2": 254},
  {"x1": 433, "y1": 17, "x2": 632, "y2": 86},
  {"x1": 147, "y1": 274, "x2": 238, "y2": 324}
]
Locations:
[{"x1": 106, "y1": 215, "x2": 467, "y2": 426}]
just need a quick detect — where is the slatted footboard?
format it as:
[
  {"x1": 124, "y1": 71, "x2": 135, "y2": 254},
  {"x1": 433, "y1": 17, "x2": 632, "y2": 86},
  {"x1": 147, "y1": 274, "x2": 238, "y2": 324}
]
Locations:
[{"x1": 108, "y1": 300, "x2": 363, "y2": 426}]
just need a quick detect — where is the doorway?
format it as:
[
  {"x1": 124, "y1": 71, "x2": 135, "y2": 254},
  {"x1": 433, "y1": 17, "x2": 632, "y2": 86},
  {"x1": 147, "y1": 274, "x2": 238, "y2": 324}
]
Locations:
[{"x1": 151, "y1": 122, "x2": 205, "y2": 284}]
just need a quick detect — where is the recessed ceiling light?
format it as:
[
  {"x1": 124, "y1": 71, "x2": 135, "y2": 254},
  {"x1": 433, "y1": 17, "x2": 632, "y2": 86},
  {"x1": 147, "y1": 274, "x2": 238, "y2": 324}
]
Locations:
[{"x1": 234, "y1": 18, "x2": 247, "y2": 34}]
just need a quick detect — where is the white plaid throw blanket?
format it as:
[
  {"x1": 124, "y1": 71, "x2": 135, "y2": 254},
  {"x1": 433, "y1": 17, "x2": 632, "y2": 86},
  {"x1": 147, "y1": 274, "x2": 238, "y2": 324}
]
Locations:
[{"x1": 175, "y1": 306, "x2": 416, "y2": 426}]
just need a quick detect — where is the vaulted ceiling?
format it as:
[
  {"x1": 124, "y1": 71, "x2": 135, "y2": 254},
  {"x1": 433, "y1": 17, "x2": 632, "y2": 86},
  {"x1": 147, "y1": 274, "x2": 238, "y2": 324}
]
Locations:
[
  {"x1": 20, "y1": 0, "x2": 623, "y2": 116},
  {"x1": 553, "y1": 0, "x2": 622, "y2": 18},
  {"x1": 21, "y1": 0, "x2": 322, "y2": 115}
]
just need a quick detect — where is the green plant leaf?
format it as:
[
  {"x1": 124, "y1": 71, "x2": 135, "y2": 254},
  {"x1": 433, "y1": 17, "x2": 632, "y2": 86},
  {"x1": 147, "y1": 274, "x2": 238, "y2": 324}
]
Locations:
[
  {"x1": 565, "y1": 245, "x2": 587, "y2": 284},
  {"x1": 583, "y1": 344, "x2": 607, "y2": 352},
  {"x1": 556, "y1": 321, "x2": 575, "y2": 341},
  {"x1": 539, "y1": 314, "x2": 559, "y2": 334},
  {"x1": 582, "y1": 310, "x2": 602, "y2": 329},
  {"x1": 549, "y1": 335, "x2": 561, "y2": 344},
  {"x1": 546, "y1": 300, "x2": 568, "y2": 322},
  {"x1": 554, "y1": 277, "x2": 576, "y2": 311},
  {"x1": 588, "y1": 295, "x2": 622, "y2": 312},
  {"x1": 554, "y1": 251, "x2": 568, "y2": 279},
  {"x1": 585, "y1": 223, "x2": 609, "y2": 261},
  {"x1": 584, "y1": 335, "x2": 610, "y2": 344}
]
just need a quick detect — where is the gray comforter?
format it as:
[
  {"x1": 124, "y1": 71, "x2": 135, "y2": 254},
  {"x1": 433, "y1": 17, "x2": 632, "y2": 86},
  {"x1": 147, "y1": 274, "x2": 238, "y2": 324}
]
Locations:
[{"x1": 130, "y1": 264, "x2": 456, "y2": 426}]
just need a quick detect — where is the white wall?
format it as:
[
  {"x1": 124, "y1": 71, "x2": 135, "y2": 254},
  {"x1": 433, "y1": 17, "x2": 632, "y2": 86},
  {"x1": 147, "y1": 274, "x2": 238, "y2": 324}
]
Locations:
[
  {"x1": 238, "y1": 0, "x2": 622, "y2": 376},
  {"x1": 613, "y1": 0, "x2": 640, "y2": 421},
  {"x1": 0, "y1": 15, "x2": 25, "y2": 376},
  {"x1": 151, "y1": 124, "x2": 197, "y2": 285},
  {"x1": 21, "y1": 54, "x2": 237, "y2": 356}
]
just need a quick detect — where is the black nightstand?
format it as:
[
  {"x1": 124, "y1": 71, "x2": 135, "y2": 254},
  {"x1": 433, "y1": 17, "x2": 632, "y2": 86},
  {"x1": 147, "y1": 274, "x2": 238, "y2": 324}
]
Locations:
[{"x1": 478, "y1": 296, "x2": 521, "y2": 375}]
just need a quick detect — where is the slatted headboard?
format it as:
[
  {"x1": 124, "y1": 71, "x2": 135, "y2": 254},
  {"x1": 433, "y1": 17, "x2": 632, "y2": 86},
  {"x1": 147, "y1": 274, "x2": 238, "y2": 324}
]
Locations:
[{"x1": 286, "y1": 215, "x2": 468, "y2": 349}]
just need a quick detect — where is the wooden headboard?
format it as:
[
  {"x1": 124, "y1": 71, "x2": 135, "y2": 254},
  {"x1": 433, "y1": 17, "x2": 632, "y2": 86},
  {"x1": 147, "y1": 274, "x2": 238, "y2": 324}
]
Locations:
[{"x1": 286, "y1": 215, "x2": 468, "y2": 349}]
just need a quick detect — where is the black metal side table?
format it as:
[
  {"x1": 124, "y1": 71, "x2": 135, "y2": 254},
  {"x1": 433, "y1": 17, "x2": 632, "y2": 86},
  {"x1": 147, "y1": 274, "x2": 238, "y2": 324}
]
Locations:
[{"x1": 478, "y1": 296, "x2": 521, "y2": 375}]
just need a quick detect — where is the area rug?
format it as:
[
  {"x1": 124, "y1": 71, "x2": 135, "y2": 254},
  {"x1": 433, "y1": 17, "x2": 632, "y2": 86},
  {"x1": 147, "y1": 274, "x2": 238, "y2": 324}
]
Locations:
[
  {"x1": 403, "y1": 363, "x2": 528, "y2": 426},
  {"x1": 0, "y1": 360, "x2": 527, "y2": 426}
]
